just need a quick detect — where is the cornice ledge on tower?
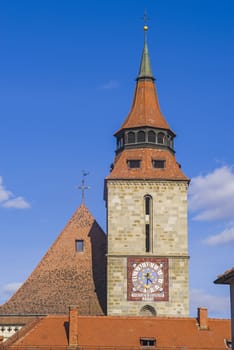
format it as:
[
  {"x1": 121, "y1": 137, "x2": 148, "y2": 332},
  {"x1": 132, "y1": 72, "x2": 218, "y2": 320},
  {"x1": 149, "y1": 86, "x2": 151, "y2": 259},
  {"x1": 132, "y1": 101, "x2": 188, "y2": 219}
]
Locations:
[
  {"x1": 107, "y1": 254, "x2": 190, "y2": 259},
  {"x1": 106, "y1": 177, "x2": 189, "y2": 182}
]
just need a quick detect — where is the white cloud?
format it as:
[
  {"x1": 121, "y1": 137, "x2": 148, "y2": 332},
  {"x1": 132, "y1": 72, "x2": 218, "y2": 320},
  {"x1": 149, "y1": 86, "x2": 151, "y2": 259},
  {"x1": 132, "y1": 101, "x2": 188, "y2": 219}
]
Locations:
[
  {"x1": 0, "y1": 176, "x2": 31, "y2": 209},
  {"x1": 203, "y1": 226, "x2": 234, "y2": 245},
  {"x1": 0, "y1": 282, "x2": 22, "y2": 304},
  {"x1": 189, "y1": 166, "x2": 234, "y2": 221},
  {"x1": 2, "y1": 196, "x2": 31, "y2": 209},
  {"x1": 99, "y1": 80, "x2": 119, "y2": 90},
  {"x1": 0, "y1": 176, "x2": 12, "y2": 202},
  {"x1": 2, "y1": 282, "x2": 22, "y2": 293},
  {"x1": 190, "y1": 289, "x2": 230, "y2": 317}
]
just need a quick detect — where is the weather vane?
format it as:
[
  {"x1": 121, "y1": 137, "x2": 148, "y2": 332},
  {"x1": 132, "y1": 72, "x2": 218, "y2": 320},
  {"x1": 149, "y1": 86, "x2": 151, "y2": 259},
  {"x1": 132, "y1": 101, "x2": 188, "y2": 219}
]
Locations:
[{"x1": 77, "y1": 170, "x2": 90, "y2": 203}]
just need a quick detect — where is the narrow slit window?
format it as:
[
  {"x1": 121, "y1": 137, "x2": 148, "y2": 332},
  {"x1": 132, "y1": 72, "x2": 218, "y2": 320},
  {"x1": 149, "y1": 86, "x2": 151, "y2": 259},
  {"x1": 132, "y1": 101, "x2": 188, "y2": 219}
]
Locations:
[
  {"x1": 75, "y1": 240, "x2": 84, "y2": 252},
  {"x1": 145, "y1": 196, "x2": 150, "y2": 215},
  {"x1": 145, "y1": 224, "x2": 150, "y2": 252},
  {"x1": 144, "y1": 195, "x2": 153, "y2": 253}
]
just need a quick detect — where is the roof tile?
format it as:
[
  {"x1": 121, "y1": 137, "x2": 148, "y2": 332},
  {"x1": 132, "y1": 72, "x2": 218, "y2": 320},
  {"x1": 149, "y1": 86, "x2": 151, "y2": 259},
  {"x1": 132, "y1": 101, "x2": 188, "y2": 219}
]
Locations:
[{"x1": 8, "y1": 315, "x2": 231, "y2": 349}]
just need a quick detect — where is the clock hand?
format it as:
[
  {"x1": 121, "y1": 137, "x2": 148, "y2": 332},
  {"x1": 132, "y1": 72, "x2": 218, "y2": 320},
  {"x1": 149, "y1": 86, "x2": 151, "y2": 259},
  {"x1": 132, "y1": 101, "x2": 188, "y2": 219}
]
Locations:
[
  {"x1": 144, "y1": 272, "x2": 153, "y2": 286},
  {"x1": 145, "y1": 272, "x2": 150, "y2": 285}
]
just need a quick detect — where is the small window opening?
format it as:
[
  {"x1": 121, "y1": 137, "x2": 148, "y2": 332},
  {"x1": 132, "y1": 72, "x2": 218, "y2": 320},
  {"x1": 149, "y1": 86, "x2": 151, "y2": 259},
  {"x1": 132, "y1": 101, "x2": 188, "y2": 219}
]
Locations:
[
  {"x1": 127, "y1": 160, "x2": 141, "y2": 168},
  {"x1": 75, "y1": 240, "x2": 84, "y2": 252},
  {"x1": 144, "y1": 195, "x2": 152, "y2": 253},
  {"x1": 145, "y1": 224, "x2": 150, "y2": 252},
  {"x1": 224, "y1": 339, "x2": 232, "y2": 349},
  {"x1": 117, "y1": 137, "x2": 123, "y2": 149},
  {"x1": 137, "y1": 131, "x2": 146, "y2": 142},
  {"x1": 148, "y1": 130, "x2": 156, "y2": 143},
  {"x1": 140, "y1": 338, "x2": 156, "y2": 347},
  {"x1": 145, "y1": 196, "x2": 150, "y2": 215},
  {"x1": 158, "y1": 132, "x2": 165, "y2": 144},
  {"x1": 152, "y1": 160, "x2": 165, "y2": 169},
  {"x1": 127, "y1": 132, "x2": 135, "y2": 144},
  {"x1": 166, "y1": 135, "x2": 170, "y2": 146},
  {"x1": 140, "y1": 305, "x2": 157, "y2": 316}
]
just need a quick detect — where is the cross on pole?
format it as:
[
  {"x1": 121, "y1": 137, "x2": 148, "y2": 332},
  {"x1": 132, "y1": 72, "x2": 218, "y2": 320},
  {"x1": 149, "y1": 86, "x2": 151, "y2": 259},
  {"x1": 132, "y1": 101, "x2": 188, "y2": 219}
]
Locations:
[
  {"x1": 77, "y1": 171, "x2": 90, "y2": 204},
  {"x1": 141, "y1": 9, "x2": 150, "y2": 42},
  {"x1": 143, "y1": 9, "x2": 150, "y2": 26}
]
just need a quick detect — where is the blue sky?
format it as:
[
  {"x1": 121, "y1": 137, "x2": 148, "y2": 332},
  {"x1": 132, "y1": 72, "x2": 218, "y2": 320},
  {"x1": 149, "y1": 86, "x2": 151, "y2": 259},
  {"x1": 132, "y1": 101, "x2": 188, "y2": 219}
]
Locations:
[{"x1": 0, "y1": 0, "x2": 233, "y2": 318}]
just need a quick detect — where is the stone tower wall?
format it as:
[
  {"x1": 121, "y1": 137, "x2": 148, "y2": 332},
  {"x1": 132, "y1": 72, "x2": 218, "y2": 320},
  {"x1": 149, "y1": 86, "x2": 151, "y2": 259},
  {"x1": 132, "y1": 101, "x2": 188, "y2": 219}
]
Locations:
[{"x1": 106, "y1": 180, "x2": 189, "y2": 317}]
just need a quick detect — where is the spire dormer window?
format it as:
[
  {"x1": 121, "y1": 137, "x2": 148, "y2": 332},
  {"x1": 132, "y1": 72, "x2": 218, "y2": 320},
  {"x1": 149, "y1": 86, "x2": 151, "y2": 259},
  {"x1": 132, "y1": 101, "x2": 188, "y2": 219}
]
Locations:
[
  {"x1": 127, "y1": 159, "x2": 141, "y2": 169},
  {"x1": 152, "y1": 159, "x2": 165, "y2": 169}
]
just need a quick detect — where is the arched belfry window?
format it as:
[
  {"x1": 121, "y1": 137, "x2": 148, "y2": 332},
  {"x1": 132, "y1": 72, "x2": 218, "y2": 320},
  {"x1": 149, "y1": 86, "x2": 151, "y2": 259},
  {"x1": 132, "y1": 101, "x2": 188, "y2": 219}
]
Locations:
[
  {"x1": 137, "y1": 131, "x2": 145, "y2": 143},
  {"x1": 144, "y1": 195, "x2": 153, "y2": 253},
  {"x1": 127, "y1": 132, "x2": 135, "y2": 144},
  {"x1": 158, "y1": 132, "x2": 165, "y2": 144},
  {"x1": 148, "y1": 130, "x2": 156, "y2": 143}
]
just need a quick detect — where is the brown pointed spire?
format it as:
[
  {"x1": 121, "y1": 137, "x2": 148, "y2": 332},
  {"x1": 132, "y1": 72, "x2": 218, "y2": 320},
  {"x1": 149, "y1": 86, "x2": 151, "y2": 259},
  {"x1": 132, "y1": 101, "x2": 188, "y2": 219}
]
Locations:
[
  {"x1": 119, "y1": 79, "x2": 171, "y2": 131},
  {"x1": 116, "y1": 25, "x2": 172, "y2": 133},
  {"x1": 137, "y1": 25, "x2": 154, "y2": 80}
]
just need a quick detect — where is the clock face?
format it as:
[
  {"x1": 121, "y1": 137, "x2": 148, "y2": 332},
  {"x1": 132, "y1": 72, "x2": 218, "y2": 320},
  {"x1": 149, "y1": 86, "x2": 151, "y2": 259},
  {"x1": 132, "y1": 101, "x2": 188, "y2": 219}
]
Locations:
[
  {"x1": 127, "y1": 258, "x2": 168, "y2": 301},
  {"x1": 132, "y1": 261, "x2": 164, "y2": 293}
]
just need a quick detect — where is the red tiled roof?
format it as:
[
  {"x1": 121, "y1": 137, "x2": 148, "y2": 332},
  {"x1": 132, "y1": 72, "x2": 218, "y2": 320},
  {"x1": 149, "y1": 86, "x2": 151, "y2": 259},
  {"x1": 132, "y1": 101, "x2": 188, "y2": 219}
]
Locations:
[
  {"x1": 117, "y1": 79, "x2": 172, "y2": 133},
  {"x1": 214, "y1": 266, "x2": 234, "y2": 284},
  {"x1": 8, "y1": 316, "x2": 68, "y2": 347},
  {"x1": 107, "y1": 148, "x2": 188, "y2": 181},
  {"x1": 0, "y1": 204, "x2": 107, "y2": 315},
  {"x1": 8, "y1": 315, "x2": 231, "y2": 349},
  {"x1": 1, "y1": 317, "x2": 43, "y2": 348}
]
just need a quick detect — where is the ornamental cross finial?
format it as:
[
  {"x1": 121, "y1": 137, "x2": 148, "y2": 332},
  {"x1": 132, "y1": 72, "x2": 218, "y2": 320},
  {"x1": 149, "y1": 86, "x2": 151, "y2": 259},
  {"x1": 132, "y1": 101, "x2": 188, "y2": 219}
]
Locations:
[
  {"x1": 142, "y1": 9, "x2": 149, "y2": 41},
  {"x1": 143, "y1": 9, "x2": 149, "y2": 26},
  {"x1": 77, "y1": 171, "x2": 90, "y2": 203}
]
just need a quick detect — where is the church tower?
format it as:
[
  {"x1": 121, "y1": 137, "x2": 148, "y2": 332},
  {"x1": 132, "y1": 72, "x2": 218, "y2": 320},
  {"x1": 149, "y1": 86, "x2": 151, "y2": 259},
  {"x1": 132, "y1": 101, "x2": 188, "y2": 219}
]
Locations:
[{"x1": 105, "y1": 26, "x2": 190, "y2": 317}]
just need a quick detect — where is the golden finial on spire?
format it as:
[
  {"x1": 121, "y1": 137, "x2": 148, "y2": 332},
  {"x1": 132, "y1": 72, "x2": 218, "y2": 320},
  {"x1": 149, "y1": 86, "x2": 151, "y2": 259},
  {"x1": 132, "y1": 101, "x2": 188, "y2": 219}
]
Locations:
[
  {"x1": 142, "y1": 9, "x2": 149, "y2": 43},
  {"x1": 142, "y1": 9, "x2": 149, "y2": 39}
]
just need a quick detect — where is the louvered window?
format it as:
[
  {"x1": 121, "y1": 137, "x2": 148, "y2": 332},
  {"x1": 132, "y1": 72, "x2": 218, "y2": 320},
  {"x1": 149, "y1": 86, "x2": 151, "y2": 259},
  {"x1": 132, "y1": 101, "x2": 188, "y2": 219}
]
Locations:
[{"x1": 127, "y1": 160, "x2": 141, "y2": 168}]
